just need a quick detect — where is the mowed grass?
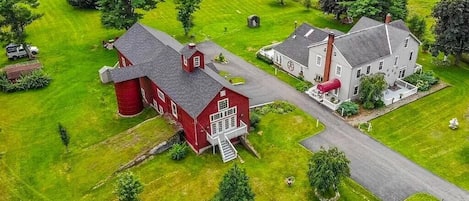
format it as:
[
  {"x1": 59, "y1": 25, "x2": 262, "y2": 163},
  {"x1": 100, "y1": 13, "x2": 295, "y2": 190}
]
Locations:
[
  {"x1": 82, "y1": 109, "x2": 378, "y2": 200},
  {"x1": 405, "y1": 193, "x2": 439, "y2": 201},
  {"x1": 0, "y1": 0, "x2": 378, "y2": 200}
]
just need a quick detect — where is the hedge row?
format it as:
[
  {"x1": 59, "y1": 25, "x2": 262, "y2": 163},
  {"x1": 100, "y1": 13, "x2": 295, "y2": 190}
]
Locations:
[{"x1": 0, "y1": 70, "x2": 51, "y2": 93}]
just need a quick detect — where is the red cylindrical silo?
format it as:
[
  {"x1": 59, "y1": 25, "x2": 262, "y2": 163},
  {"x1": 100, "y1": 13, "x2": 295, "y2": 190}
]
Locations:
[{"x1": 114, "y1": 79, "x2": 143, "y2": 116}]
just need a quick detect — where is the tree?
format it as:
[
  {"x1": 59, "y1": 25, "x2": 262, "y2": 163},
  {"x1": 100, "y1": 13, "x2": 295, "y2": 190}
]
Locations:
[
  {"x1": 431, "y1": 0, "x2": 469, "y2": 65},
  {"x1": 359, "y1": 73, "x2": 387, "y2": 109},
  {"x1": 407, "y1": 14, "x2": 426, "y2": 39},
  {"x1": 346, "y1": 0, "x2": 407, "y2": 21},
  {"x1": 213, "y1": 164, "x2": 255, "y2": 201},
  {"x1": 58, "y1": 123, "x2": 70, "y2": 152},
  {"x1": 115, "y1": 171, "x2": 144, "y2": 201},
  {"x1": 67, "y1": 0, "x2": 98, "y2": 9},
  {"x1": 0, "y1": 0, "x2": 43, "y2": 59},
  {"x1": 175, "y1": 0, "x2": 202, "y2": 36},
  {"x1": 278, "y1": 0, "x2": 285, "y2": 6},
  {"x1": 307, "y1": 147, "x2": 350, "y2": 199},
  {"x1": 319, "y1": 0, "x2": 354, "y2": 20},
  {"x1": 97, "y1": 0, "x2": 161, "y2": 30},
  {"x1": 303, "y1": 0, "x2": 312, "y2": 10}
]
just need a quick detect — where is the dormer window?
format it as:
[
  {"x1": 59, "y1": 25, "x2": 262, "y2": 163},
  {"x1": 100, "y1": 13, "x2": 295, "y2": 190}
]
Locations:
[{"x1": 194, "y1": 56, "x2": 200, "y2": 67}]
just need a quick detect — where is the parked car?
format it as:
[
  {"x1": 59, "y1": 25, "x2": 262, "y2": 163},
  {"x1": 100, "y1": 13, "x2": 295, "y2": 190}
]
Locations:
[{"x1": 5, "y1": 43, "x2": 39, "y2": 60}]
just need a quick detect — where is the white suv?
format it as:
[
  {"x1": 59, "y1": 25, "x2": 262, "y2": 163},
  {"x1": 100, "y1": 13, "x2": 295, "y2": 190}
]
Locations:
[{"x1": 5, "y1": 43, "x2": 39, "y2": 60}]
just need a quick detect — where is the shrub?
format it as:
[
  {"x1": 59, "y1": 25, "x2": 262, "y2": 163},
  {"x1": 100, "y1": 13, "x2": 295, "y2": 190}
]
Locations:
[
  {"x1": 336, "y1": 101, "x2": 359, "y2": 117},
  {"x1": 169, "y1": 142, "x2": 188, "y2": 161},
  {"x1": 0, "y1": 70, "x2": 51, "y2": 93},
  {"x1": 249, "y1": 113, "x2": 261, "y2": 129},
  {"x1": 252, "y1": 101, "x2": 295, "y2": 115},
  {"x1": 362, "y1": 101, "x2": 375, "y2": 110},
  {"x1": 295, "y1": 81, "x2": 312, "y2": 92},
  {"x1": 256, "y1": 52, "x2": 273, "y2": 64},
  {"x1": 403, "y1": 71, "x2": 439, "y2": 91}
]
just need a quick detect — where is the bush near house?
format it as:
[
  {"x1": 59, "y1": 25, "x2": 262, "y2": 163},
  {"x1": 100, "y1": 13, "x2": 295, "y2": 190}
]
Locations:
[
  {"x1": 403, "y1": 71, "x2": 439, "y2": 91},
  {"x1": 295, "y1": 80, "x2": 312, "y2": 92},
  {"x1": 249, "y1": 113, "x2": 261, "y2": 129},
  {"x1": 0, "y1": 70, "x2": 51, "y2": 93},
  {"x1": 169, "y1": 142, "x2": 189, "y2": 161},
  {"x1": 336, "y1": 101, "x2": 359, "y2": 117},
  {"x1": 256, "y1": 52, "x2": 273, "y2": 64},
  {"x1": 252, "y1": 101, "x2": 296, "y2": 115}
]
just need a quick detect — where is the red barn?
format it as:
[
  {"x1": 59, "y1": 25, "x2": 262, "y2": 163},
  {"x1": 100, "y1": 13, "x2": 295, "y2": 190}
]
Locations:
[{"x1": 109, "y1": 23, "x2": 250, "y2": 162}]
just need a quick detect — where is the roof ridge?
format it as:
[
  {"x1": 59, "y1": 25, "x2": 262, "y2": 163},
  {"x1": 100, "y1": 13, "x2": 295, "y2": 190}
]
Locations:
[{"x1": 385, "y1": 25, "x2": 393, "y2": 55}]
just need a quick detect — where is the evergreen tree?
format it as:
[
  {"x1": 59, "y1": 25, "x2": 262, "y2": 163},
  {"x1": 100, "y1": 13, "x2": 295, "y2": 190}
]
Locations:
[
  {"x1": 308, "y1": 147, "x2": 350, "y2": 199},
  {"x1": 58, "y1": 123, "x2": 70, "y2": 152},
  {"x1": 97, "y1": 0, "x2": 161, "y2": 30},
  {"x1": 213, "y1": 164, "x2": 255, "y2": 201},
  {"x1": 431, "y1": 0, "x2": 469, "y2": 65},
  {"x1": 115, "y1": 171, "x2": 144, "y2": 201},
  {"x1": 175, "y1": 0, "x2": 202, "y2": 36}
]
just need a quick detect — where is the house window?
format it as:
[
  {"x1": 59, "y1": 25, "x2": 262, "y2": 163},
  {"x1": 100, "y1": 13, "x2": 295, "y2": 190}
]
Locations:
[
  {"x1": 157, "y1": 88, "x2": 165, "y2": 102},
  {"x1": 194, "y1": 56, "x2": 200, "y2": 67},
  {"x1": 171, "y1": 101, "x2": 177, "y2": 118},
  {"x1": 220, "y1": 90, "x2": 226, "y2": 97},
  {"x1": 230, "y1": 116, "x2": 236, "y2": 127},
  {"x1": 409, "y1": 51, "x2": 413, "y2": 61},
  {"x1": 218, "y1": 99, "x2": 228, "y2": 111},
  {"x1": 394, "y1": 56, "x2": 399, "y2": 66},
  {"x1": 356, "y1": 68, "x2": 362, "y2": 78},
  {"x1": 353, "y1": 85, "x2": 359, "y2": 95},
  {"x1": 399, "y1": 68, "x2": 406, "y2": 78},
  {"x1": 366, "y1": 65, "x2": 371, "y2": 74},
  {"x1": 335, "y1": 65, "x2": 342, "y2": 76},
  {"x1": 315, "y1": 74, "x2": 323, "y2": 82},
  {"x1": 183, "y1": 55, "x2": 187, "y2": 65},
  {"x1": 404, "y1": 37, "x2": 409, "y2": 48},
  {"x1": 316, "y1": 55, "x2": 322, "y2": 67},
  {"x1": 379, "y1": 60, "x2": 384, "y2": 70}
]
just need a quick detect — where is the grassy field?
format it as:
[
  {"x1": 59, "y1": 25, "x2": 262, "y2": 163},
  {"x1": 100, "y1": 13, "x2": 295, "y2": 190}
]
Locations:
[
  {"x1": 0, "y1": 0, "x2": 379, "y2": 200},
  {"x1": 404, "y1": 193, "x2": 439, "y2": 201}
]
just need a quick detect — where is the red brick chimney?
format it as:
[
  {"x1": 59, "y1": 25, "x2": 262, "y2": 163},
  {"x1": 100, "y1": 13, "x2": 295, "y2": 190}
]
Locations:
[
  {"x1": 385, "y1": 13, "x2": 392, "y2": 24},
  {"x1": 323, "y1": 32, "x2": 335, "y2": 82}
]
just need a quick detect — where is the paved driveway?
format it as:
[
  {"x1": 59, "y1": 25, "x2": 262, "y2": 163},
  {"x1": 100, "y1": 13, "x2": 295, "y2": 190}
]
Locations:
[{"x1": 198, "y1": 41, "x2": 469, "y2": 201}]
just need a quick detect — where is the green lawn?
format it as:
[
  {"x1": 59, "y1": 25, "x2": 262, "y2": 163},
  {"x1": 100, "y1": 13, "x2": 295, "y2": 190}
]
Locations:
[
  {"x1": 0, "y1": 0, "x2": 379, "y2": 200},
  {"x1": 405, "y1": 193, "x2": 439, "y2": 201}
]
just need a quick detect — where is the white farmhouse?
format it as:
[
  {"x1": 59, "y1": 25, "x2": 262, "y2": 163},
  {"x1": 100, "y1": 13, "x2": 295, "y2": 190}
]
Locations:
[{"x1": 273, "y1": 15, "x2": 421, "y2": 110}]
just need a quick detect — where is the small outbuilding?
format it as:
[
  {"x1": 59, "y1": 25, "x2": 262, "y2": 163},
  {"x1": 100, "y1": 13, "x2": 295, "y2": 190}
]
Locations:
[{"x1": 247, "y1": 15, "x2": 260, "y2": 28}]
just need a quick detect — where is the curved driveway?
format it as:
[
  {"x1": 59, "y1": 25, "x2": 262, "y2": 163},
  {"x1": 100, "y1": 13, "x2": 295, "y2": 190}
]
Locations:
[{"x1": 198, "y1": 41, "x2": 469, "y2": 201}]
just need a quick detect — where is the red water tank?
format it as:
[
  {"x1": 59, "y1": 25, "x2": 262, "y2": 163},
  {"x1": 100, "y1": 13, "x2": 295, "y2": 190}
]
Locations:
[{"x1": 114, "y1": 79, "x2": 143, "y2": 116}]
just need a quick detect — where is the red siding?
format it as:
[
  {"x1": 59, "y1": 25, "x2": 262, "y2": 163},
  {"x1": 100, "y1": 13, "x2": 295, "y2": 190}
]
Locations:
[
  {"x1": 117, "y1": 50, "x2": 133, "y2": 67},
  {"x1": 181, "y1": 50, "x2": 205, "y2": 73},
  {"x1": 139, "y1": 77, "x2": 154, "y2": 104},
  {"x1": 115, "y1": 79, "x2": 143, "y2": 116},
  {"x1": 196, "y1": 87, "x2": 250, "y2": 149},
  {"x1": 150, "y1": 82, "x2": 169, "y2": 113}
]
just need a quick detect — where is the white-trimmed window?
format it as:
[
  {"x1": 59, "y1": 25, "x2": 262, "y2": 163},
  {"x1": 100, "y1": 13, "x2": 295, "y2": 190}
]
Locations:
[
  {"x1": 121, "y1": 57, "x2": 126, "y2": 66},
  {"x1": 356, "y1": 68, "x2": 362, "y2": 78},
  {"x1": 399, "y1": 68, "x2": 406, "y2": 78},
  {"x1": 366, "y1": 65, "x2": 371, "y2": 74},
  {"x1": 394, "y1": 56, "x2": 399, "y2": 66},
  {"x1": 141, "y1": 88, "x2": 147, "y2": 103},
  {"x1": 157, "y1": 88, "x2": 165, "y2": 102},
  {"x1": 379, "y1": 60, "x2": 384, "y2": 70},
  {"x1": 404, "y1": 37, "x2": 409, "y2": 48},
  {"x1": 220, "y1": 90, "x2": 226, "y2": 97},
  {"x1": 335, "y1": 65, "x2": 342, "y2": 76},
  {"x1": 183, "y1": 55, "x2": 187, "y2": 66},
  {"x1": 171, "y1": 101, "x2": 177, "y2": 118},
  {"x1": 409, "y1": 51, "x2": 414, "y2": 61},
  {"x1": 353, "y1": 85, "x2": 359, "y2": 95},
  {"x1": 218, "y1": 99, "x2": 228, "y2": 111},
  {"x1": 210, "y1": 107, "x2": 237, "y2": 122},
  {"x1": 316, "y1": 55, "x2": 322, "y2": 67},
  {"x1": 194, "y1": 56, "x2": 200, "y2": 67}
]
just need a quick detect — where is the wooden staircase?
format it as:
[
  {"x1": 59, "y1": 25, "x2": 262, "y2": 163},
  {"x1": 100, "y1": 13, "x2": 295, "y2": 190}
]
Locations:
[{"x1": 218, "y1": 136, "x2": 237, "y2": 163}]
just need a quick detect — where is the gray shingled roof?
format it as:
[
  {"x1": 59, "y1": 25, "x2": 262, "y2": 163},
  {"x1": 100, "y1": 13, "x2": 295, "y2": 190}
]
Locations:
[
  {"x1": 273, "y1": 23, "x2": 329, "y2": 66},
  {"x1": 389, "y1": 20, "x2": 410, "y2": 32},
  {"x1": 349, "y1": 17, "x2": 382, "y2": 33},
  {"x1": 180, "y1": 45, "x2": 198, "y2": 58},
  {"x1": 111, "y1": 23, "x2": 243, "y2": 118}
]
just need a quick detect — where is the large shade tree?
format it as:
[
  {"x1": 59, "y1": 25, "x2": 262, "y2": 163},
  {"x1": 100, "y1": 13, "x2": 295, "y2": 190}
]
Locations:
[
  {"x1": 213, "y1": 164, "x2": 255, "y2": 201},
  {"x1": 98, "y1": 0, "x2": 160, "y2": 30},
  {"x1": 346, "y1": 0, "x2": 407, "y2": 21},
  {"x1": 0, "y1": 0, "x2": 42, "y2": 58},
  {"x1": 308, "y1": 147, "x2": 350, "y2": 199},
  {"x1": 175, "y1": 0, "x2": 202, "y2": 36},
  {"x1": 359, "y1": 73, "x2": 387, "y2": 109},
  {"x1": 431, "y1": 0, "x2": 469, "y2": 65},
  {"x1": 318, "y1": 0, "x2": 355, "y2": 20}
]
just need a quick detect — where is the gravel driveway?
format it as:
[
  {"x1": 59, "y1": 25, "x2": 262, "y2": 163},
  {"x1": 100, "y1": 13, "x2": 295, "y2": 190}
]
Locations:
[{"x1": 197, "y1": 41, "x2": 469, "y2": 201}]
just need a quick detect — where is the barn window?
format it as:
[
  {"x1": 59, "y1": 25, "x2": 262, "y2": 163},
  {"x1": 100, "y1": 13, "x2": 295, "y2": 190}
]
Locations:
[
  {"x1": 171, "y1": 101, "x2": 177, "y2": 118},
  {"x1": 194, "y1": 56, "x2": 200, "y2": 67},
  {"x1": 157, "y1": 88, "x2": 165, "y2": 102},
  {"x1": 220, "y1": 90, "x2": 226, "y2": 97},
  {"x1": 218, "y1": 99, "x2": 228, "y2": 111},
  {"x1": 121, "y1": 57, "x2": 126, "y2": 66}
]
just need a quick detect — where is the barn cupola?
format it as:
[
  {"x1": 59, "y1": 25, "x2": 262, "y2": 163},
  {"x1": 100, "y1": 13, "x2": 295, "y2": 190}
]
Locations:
[{"x1": 180, "y1": 43, "x2": 205, "y2": 73}]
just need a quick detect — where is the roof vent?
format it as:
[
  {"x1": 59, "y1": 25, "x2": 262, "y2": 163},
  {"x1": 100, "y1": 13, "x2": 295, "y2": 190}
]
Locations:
[{"x1": 188, "y1": 43, "x2": 196, "y2": 49}]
